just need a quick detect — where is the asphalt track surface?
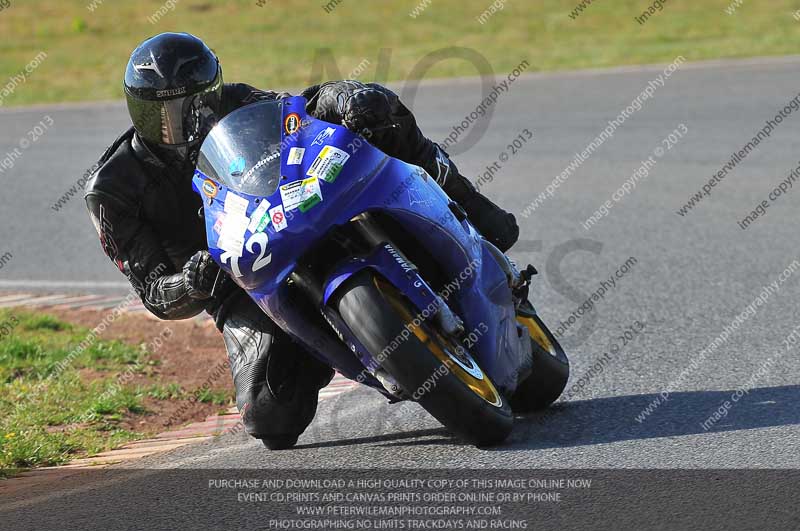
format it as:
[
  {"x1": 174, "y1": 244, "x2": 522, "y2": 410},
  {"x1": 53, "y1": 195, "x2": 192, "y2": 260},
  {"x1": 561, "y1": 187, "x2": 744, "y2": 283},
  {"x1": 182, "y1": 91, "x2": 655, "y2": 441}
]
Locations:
[{"x1": 2, "y1": 57, "x2": 800, "y2": 528}]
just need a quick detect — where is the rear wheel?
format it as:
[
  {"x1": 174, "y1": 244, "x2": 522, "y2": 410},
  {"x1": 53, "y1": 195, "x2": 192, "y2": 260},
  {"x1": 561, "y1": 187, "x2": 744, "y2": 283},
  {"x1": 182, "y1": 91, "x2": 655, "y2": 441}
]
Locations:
[
  {"x1": 334, "y1": 271, "x2": 513, "y2": 446},
  {"x1": 511, "y1": 312, "x2": 570, "y2": 412}
]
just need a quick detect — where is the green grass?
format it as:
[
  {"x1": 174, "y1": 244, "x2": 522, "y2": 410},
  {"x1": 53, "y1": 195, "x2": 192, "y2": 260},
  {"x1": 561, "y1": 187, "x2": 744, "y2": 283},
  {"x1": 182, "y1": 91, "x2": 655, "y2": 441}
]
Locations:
[
  {"x1": 195, "y1": 387, "x2": 232, "y2": 406},
  {"x1": 0, "y1": 309, "x2": 234, "y2": 477},
  {"x1": 145, "y1": 383, "x2": 232, "y2": 405},
  {"x1": 1, "y1": 0, "x2": 799, "y2": 106},
  {"x1": 0, "y1": 310, "x2": 146, "y2": 476},
  {"x1": 146, "y1": 382, "x2": 185, "y2": 400}
]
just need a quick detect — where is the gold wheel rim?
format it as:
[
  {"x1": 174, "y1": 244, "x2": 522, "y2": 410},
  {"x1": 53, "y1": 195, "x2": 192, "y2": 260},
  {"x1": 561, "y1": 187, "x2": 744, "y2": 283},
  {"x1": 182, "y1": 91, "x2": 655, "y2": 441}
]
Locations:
[
  {"x1": 374, "y1": 278, "x2": 503, "y2": 408},
  {"x1": 517, "y1": 315, "x2": 556, "y2": 355}
]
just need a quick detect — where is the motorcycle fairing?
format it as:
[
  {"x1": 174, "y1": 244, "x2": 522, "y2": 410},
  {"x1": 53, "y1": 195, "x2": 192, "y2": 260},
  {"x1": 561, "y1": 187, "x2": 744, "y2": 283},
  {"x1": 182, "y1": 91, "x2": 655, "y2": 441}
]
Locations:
[{"x1": 191, "y1": 97, "x2": 520, "y2": 393}]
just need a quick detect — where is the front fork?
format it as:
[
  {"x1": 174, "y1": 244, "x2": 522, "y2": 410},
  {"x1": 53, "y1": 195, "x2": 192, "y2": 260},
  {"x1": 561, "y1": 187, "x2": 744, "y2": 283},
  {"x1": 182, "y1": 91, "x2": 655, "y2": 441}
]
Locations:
[
  {"x1": 350, "y1": 213, "x2": 464, "y2": 337},
  {"x1": 483, "y1": 239, "x2": 538, "y2": 313}
]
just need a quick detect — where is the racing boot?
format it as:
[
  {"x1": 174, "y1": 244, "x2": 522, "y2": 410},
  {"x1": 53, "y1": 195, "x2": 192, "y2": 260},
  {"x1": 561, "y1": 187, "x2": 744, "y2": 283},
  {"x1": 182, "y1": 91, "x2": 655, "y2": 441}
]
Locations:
[
  {"x1": 424, "y1": 145, "x2": 519, "y2": 252},
  {"x1": 222, "y1": 298, "x2": 334, "y2": 450}
]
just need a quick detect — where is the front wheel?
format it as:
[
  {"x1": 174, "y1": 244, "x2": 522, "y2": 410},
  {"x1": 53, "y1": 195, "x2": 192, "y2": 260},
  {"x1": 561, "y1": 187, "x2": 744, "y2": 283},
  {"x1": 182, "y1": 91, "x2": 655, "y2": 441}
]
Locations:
[
  {"x1": 511, "y1": 312, "x2": 570, "y2": 412},
  {"x1": 334, "y1": 271, "x2": 513, "y2": 446}
]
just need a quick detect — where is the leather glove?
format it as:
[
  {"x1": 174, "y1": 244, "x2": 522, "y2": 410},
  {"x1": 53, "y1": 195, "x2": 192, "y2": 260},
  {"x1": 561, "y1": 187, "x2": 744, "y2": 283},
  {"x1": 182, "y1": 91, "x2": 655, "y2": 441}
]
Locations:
[
  {"x1": 341, "y1": 88, "x2": 393, "y2": 138},
  {"x1": 183, "y1": 250, "x2": 221, "y2": 300}
]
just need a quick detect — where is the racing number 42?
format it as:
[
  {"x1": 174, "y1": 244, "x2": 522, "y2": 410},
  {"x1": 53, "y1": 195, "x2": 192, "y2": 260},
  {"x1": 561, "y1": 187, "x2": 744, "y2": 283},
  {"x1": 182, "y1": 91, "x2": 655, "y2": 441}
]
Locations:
[{"x1": 220, "y1": 232, "x2": 271, "y2": 278}]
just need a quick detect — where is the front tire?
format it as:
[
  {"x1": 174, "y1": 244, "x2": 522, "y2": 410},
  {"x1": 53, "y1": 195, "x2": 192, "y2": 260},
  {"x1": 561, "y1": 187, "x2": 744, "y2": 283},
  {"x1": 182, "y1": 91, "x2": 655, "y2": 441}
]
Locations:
[
  {"x1": 511, "y1": 312, "x2": 570, "y2": 412},
  {"x1": 334, "y1": 271, "x2": 513, "y2": 446}
]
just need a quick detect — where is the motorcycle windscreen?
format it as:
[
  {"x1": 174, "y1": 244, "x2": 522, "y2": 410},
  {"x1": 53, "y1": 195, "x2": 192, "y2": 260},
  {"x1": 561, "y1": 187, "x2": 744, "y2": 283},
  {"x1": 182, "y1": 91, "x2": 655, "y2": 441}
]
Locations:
[{"x1": 196, "y1": 100, "x2": 284, "y2": 197}]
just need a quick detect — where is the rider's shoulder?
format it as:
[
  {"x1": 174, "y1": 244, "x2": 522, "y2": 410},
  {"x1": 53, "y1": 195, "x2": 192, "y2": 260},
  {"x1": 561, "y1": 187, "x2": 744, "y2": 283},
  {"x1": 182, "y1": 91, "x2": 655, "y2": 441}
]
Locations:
[{"x1": 84, "y1": 127, "x2": 145, "y2": 210}]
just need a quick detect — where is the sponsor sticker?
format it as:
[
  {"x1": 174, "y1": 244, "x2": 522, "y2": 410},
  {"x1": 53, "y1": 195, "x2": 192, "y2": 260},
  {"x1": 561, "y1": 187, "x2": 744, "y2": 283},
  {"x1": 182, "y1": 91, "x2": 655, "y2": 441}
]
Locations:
[
  {"x1": 307, "y1": 145, "x2": 350, "y2": 183},
  {"x1": 223, "y1": 191, "x2": 250, "y2": 218},
  {"x1": 217, "y1": 214, "x2": 249, "y2": 256},
  {"x1": 284, "y1": 113, "x2": 301, "y2": 135},
  {"x1": 279, "y1": 176, "x2": 322, "y2": 211},
  {"x1": 213, "y1": 213, "x2": 226, "y2": 234},
  {"x1": 202, "y1": 179, "x2": 218, "y2": 198},
  {"x1": 299, "y1": 194, "x2": 322, "y2": 213},
  {"x1": 287, "y1": 147, "x2": 305, "y2": 165},
  {"x1": 311, "y1": 127, "x2": 336, "y2": 146},
  {"x1": 269, "y1": 205, "x2": 288, "y2": 232},
  {"x1": 229, "y1": 156, "x2": 246, "y2": 177},
  {"x1": 247, "y1": 199, "x2": 272, "y2": 233}
]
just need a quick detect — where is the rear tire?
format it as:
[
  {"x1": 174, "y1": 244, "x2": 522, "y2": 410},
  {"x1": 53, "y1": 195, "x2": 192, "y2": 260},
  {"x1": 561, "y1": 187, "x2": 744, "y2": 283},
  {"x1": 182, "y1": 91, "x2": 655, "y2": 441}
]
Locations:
[
  {"x1": 511, "y1": 313, "x2": 570, "y2": 412},
  {"x1": 334, "y1": 271, "x2": 513, "y2": 446}
]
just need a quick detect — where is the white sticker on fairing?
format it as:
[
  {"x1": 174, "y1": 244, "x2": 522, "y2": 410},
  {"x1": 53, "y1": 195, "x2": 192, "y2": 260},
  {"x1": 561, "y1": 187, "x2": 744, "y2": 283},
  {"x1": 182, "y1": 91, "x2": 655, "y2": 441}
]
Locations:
[
  {"x1": 217, "y1": 214, "x2": 249, "y2": 256},
  {"x1": 269, "y1": 204, "x2": 288, "y2": 232},
  {"x1": 279, "y1": 176, "x2": 322, "y2": 211},
  {"x1": 223, "y1": 192, "x2": 249, "y2": 218},
  {"x1": 307, "y1": 145, "x2": 350, "y2": 182},
  {"x1": 287, "y1": 147, "x2": 305, "y2": 165},
  {"x1": 247, "y1": 200, "x2": 271, "y2": 233}
]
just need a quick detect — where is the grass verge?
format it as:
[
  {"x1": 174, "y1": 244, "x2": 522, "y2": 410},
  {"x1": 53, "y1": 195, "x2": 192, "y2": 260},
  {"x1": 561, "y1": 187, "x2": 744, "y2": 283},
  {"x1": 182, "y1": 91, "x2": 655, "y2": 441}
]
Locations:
[
  {"x1": 0, "y1": 309, "x2": 232, "y2": 478},
  {"x1": 1, "y1": 1, "x2": 800, "y2": 106}
]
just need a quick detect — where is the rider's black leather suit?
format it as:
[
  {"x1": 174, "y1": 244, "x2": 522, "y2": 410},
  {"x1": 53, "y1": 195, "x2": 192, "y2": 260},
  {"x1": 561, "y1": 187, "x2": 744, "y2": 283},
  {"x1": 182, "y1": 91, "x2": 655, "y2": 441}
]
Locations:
[{"x1": 85, "y1": 80, "x2": 517, "y2": 447}]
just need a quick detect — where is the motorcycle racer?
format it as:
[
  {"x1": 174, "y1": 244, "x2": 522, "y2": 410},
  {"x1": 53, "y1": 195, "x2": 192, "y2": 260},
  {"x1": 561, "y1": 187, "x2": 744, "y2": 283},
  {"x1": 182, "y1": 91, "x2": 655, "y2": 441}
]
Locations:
[{"x1": 84, "y1": 32, "x2": 519, "y2": 449}]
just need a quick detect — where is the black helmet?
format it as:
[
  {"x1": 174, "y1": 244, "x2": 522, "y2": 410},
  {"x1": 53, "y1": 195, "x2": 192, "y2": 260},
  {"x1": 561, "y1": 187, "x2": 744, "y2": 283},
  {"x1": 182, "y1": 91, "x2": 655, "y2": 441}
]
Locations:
[{"x1": 124, "y1": 32, "x2": 222, "y2": 162}]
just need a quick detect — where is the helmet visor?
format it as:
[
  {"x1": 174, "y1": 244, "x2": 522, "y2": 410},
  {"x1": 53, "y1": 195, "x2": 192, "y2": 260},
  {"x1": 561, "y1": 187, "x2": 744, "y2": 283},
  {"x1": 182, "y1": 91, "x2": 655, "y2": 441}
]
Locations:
[{"x1": 126, "y1": 81, "x2": 222, "y2": 146}]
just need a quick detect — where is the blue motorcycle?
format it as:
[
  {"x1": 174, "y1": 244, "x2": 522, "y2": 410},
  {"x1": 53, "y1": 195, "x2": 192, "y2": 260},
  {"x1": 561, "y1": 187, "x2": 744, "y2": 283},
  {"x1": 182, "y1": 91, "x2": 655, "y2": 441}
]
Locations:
[{"x1": 192, "y1": 97, "x2": 569, "y2": 446}]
